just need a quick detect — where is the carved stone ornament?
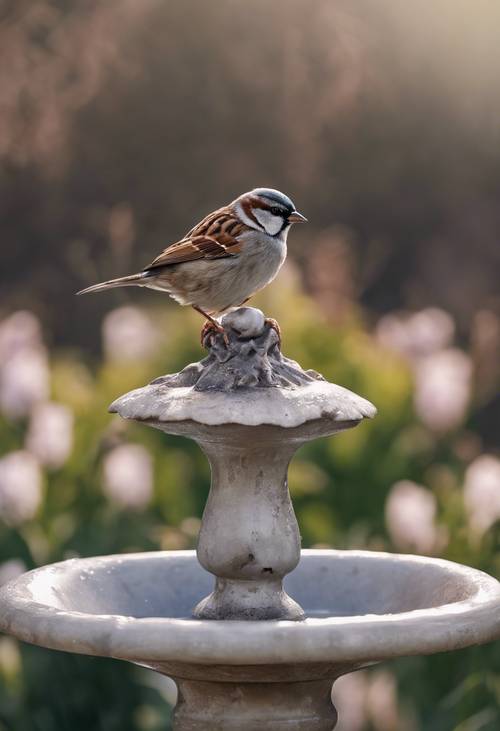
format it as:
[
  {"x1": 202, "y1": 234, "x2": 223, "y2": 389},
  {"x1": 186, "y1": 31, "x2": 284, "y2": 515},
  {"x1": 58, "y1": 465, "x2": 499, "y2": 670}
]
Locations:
[
  {"x1": 111, "y1": 307, "x2": 376, "y2": 430},
  {"x1": 152, "y1": 307, "x2": 324, "y2": 391}
]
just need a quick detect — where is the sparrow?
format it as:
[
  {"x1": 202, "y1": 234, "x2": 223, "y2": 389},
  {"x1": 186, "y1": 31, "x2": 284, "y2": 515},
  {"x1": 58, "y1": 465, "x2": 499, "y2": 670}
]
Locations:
[{"x1": 77, "y1": 188, "x2": 307, "y2": 342}]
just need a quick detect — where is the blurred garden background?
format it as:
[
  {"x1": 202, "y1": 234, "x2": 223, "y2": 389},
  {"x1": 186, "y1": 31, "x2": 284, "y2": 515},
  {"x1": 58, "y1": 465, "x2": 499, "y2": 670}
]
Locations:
[{"x1": 1, "y1": 1, "x2": 500, "y2": 729}]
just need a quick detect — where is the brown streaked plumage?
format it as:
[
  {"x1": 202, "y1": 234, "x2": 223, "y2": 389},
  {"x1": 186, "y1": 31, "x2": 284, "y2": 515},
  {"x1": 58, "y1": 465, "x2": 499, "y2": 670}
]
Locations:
[
  {"x1": 77, "y1": 188, "x2": 307, "y2": 337},
  {"x1": 147, "y1": 207, "x2": 246, "y2": 270}
]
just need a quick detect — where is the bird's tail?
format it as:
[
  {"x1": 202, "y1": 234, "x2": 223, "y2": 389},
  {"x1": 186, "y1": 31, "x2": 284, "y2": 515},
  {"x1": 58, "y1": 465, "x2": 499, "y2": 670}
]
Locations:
[{"x1": 76, "y1": 273, "x2": 146, "y2": 296}]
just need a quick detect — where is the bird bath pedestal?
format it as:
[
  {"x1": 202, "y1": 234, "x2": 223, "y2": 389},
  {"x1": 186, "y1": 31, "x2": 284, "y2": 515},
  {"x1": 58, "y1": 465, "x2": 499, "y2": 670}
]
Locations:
[{"x1": 1, "y1": 308, "x2": 500, "y2": 730}]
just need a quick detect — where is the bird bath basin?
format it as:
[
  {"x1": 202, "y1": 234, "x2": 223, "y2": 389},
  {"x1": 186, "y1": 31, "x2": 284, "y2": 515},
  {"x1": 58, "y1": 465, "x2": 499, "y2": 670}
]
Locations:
[
  {"x1": 2, "y1": 549, "x2": 500, "y2": 729},
  {"x1": 1, "y1": 308, "x2": 499, "y2": 730}
]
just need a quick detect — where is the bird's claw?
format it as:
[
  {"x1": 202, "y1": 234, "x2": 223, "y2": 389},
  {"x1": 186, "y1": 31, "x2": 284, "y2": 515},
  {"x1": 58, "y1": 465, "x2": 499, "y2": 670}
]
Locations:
[
  {"x1": 201, "y1": 320, "x2": 229, "y2": 348},
  {"x1": 265, "y1": 317, "x2": 282, "y2": 348},
  {"x1": 201, "y1": 317, "x2": 280, "y2": 349}
]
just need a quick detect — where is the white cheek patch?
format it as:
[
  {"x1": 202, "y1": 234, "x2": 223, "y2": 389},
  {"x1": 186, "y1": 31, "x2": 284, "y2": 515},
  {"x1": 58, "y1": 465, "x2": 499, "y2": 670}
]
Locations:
[
  {"x1": 254, "y1": 209, "x2": 283, "y2": 236},
  {"x1": 234, "y1": 201, "x2": 259, "y2": 230}
]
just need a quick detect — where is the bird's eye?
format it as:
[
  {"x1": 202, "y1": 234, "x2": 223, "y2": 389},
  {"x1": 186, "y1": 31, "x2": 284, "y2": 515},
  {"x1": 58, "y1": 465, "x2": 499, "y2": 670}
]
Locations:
[{"x1": 270, "y1": 207, "x2": 283, "y2": 216}]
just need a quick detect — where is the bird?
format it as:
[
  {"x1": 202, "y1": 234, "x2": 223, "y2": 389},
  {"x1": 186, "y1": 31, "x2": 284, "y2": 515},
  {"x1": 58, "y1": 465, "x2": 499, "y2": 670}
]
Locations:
[{"x1": 77, "y1": 188, "x2": 307, "y2": 343}]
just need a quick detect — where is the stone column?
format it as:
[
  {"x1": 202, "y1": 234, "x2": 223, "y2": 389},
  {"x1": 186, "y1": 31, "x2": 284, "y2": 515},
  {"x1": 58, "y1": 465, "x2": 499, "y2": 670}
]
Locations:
[
  {"x1": 173, "y1": 678, "x2": 337, "y2": 730},
  {"x1": 194, "y1": 430, "x2": 304, "y2": 620}
]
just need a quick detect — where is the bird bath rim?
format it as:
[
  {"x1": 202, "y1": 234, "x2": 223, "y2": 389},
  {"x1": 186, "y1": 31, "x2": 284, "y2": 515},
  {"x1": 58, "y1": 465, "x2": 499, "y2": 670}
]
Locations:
[
  {"x1": 1, "y1": 549, "x2": 500, "y2": 668},
  {"x1": 109, "y1": 380, "x2": 377, "y2": 431}
]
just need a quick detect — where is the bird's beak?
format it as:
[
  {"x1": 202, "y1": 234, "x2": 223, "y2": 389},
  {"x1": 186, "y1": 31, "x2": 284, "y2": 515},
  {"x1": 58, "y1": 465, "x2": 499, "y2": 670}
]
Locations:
[{"x1": 288, "y1": 211, "x2": 308, "y2": 224}]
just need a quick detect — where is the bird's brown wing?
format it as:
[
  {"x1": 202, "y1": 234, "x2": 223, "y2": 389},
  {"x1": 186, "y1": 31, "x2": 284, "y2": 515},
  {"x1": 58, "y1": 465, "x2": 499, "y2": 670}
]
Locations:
[{"x1": 145, "y1": 208, "x2": 248, "y2": 271}]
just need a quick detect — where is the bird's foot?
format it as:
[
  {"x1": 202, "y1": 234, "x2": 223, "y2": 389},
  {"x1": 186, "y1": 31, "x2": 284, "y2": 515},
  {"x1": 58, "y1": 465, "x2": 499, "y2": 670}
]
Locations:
[
  {"x1": 264, "y1": 317, "x2": 282, "y2": 348},
  {"x1": 201, "y1": 320, "x2": 229, "y2": 348}
]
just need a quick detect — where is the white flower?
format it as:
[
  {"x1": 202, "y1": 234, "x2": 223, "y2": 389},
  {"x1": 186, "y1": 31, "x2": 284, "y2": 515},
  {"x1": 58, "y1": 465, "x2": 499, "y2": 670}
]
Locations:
[
  {"x1": 0, "y1": 559, "x2": 27, "y2": 586},
  {"x1": 145, "y1": 674, "x2": 178, "y2": 706},
  {"x1": 0, "y1": 347, "x2": 50, "y2": 419},
  {"x1": 376, "y1": 308, "x2": 454, "y2": 361},
  {"x1": 102, "y1": 306, "x2": 158, "y2": 363},
  {"x1": 366, "y1": 671, "x2": 400, "y2": 731},
  {"x1": 333, "y1": 671, "x2": 368, "y2": 731},
  {"x1": 26, "y1": 402, "x2": 74, "y2": 469},
  {"x1": 0, "y1": 451, "x2": 42, "y2": 525},
  {"x1": 334, "y1": 670, "x2": 403, "y2": 731},
  {"x1": 0, "y1": 311, "x2": 50, "y2": 419},
  {"x1": 414, "y1": 348, "x2": 472, "y2": 432},
  {"x1": 463, "y1": 455, "x2": 500, "y2": 535},
  {"x1": 385, "y1": 480, "x2": 439, "y2": 554},
  {"x1": 0, "y1": 311, "x2": 43, "y2": 361},
  {"x1": 376, "y1": 310, "x2": 469, "y2": 432},
  {"x1": 102, "y1": 444, "x2": 153, "y2": 509}
]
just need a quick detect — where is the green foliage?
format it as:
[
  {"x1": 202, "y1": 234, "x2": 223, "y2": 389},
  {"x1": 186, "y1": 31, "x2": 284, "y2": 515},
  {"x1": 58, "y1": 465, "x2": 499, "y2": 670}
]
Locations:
[{"x1": 0, "y1": 285, "x2": 498, "y2": 730}]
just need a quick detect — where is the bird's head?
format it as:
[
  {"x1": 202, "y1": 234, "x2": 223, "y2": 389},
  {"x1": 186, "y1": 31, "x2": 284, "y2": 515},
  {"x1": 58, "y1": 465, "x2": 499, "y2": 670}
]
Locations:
[{"x1": 233, "y1": 188, "x2": 307, "y2": 236}]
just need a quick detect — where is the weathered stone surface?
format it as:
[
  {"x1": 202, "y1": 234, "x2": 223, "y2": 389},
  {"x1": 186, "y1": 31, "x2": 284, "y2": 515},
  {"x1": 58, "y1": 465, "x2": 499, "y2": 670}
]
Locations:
[
  {"x1": 2, "y1": 549, "x2": 500, "y2": 666},
  {"x1": 151, "y1": 307, "x2": 324, "y2": 391},
  {"x1": 1, "y1": 549, "x2": 500, "y2": 730},
  {"x1": 110, "y1": 379, "x2": 376, "y2": 429},
  {"x1": 109, "y1": 315, "x2": 377, "y2": 625},
  {"x1": 191, "y1": 438, "x2": 305, "y2": 621},
  {"x1": 110, "y1": 307, "x2": 376, "y2": 430}
]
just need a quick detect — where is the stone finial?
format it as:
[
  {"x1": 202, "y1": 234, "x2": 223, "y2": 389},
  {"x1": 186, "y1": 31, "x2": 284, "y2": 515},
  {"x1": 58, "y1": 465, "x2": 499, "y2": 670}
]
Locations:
[
  {"x1": 109, "y1": 307, "x2": 376, "y2": 430},
  {"x1": 152, "y1": 307, "x2": 324, "y2": 391}
]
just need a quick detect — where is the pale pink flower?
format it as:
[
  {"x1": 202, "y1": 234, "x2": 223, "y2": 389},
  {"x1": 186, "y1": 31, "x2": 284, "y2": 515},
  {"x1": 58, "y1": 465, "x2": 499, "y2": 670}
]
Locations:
[
  {"x1": 376, "y1": 310, "x2": 469, "y2": 432},
  {"x1": 0, "y1": 347, "x2": 50, "y2": 418},
  {"x1": 333, "y1": 671, "x2": 368, "y2": 731},
  {"x1": 335, "y1": 669, "x2": 406, "y2": 731},
  {"x1": 102, "y1": 306, "x2": 158, "y2": 363},
  {"x1": 414, "y1": 349, "x2": 472, "y2": 432},
  {"x1": 0, "y1": 559, "x2": 27, "y2": 586},
  {"x1": 375, "y1": 314, "x2": 409, "y2": 355},
  {"x1": 385, "y1": 480, "x2": 440, "y2": 554},
  {"x1": 0, "y1": 311, "x2": 43, "y2": 360},
  {"x1": 0, "y1": 311, "x2": 50, "y2": 419},
  {"x1": 0, "y1": 451, "x2": 42, "y2": 525},
  {"x1": 102, "y1": 444, "x2": 153, "y2": 509},
  {"x1": 366, "y1": 671, "x2": 400, "y2": 731},
  {"x1": 26, "y1": 402, "x2": 74, "y2": 468},
  {"x1": 144, "y1": 673, "x2": 178, "y2": 706},
  {"x1": 376, "y1": 308, "x2": 454, "y2": 361},
  {"x1": 408, "y1": 308, "x2": 455, "y2": 357},
  {"x1": 463, "y1": 455, "x2": 500, "y2": 535},
  {"x1": 0, "y1": 347, "x2": 50, "y2": 419}
]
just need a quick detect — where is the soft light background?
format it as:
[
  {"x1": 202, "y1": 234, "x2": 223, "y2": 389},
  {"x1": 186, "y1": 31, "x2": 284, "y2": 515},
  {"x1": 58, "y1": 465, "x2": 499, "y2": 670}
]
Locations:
[{"x1": 1, "y1": 1, "x2": 499, "y2": 730}]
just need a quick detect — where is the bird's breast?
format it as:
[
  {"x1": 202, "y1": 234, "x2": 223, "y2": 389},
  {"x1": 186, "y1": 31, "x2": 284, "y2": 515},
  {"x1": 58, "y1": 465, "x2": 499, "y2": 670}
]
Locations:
[
  {"x1": 239, "y1": 232, "x2": 287, "y2": 281},
  {"x1": 144, "y1": 232, "x2": 287, "y2": 314}
]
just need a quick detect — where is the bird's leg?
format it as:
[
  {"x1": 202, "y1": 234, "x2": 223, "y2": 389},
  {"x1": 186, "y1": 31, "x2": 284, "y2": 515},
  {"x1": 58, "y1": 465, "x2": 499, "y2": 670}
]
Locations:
[
  {"x1": 193, "y1": 306, "x2": 229, "y2": 347},
  {"x1": 265, "y1": 317, "x2": 282, "y2": 348}
]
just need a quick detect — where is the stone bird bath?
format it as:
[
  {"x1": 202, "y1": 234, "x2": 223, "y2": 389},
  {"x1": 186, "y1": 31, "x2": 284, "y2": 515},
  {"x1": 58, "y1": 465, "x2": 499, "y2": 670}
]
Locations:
[{"x1": 1, "y1": 307, "x2": 500, "y2": 730}]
